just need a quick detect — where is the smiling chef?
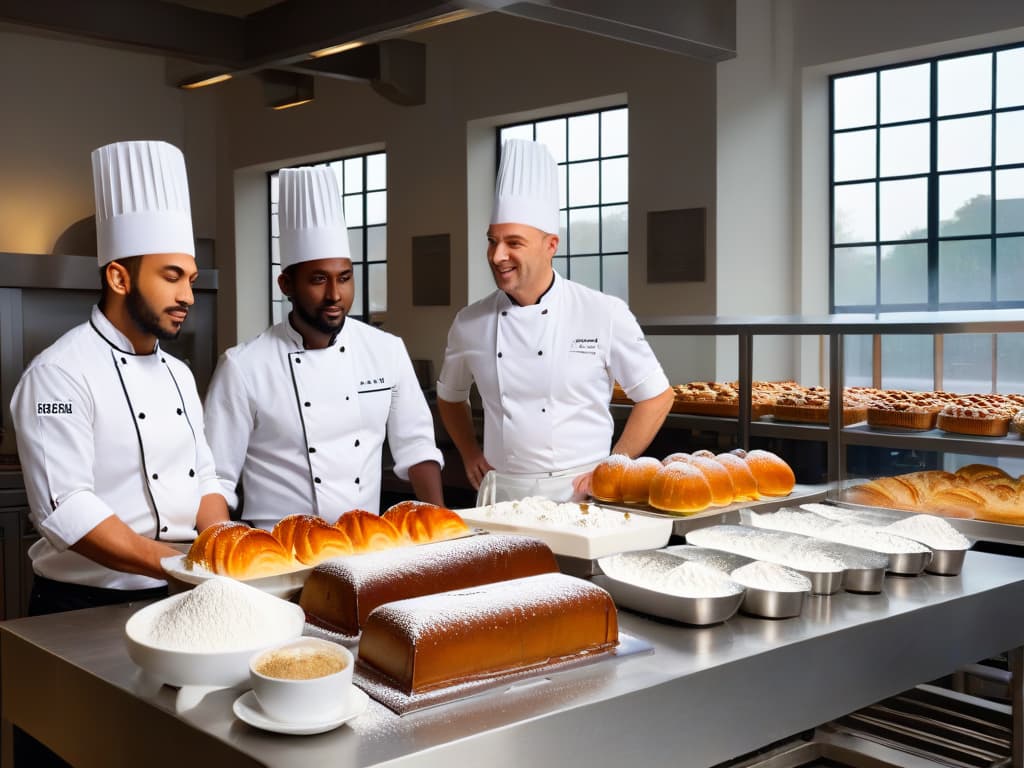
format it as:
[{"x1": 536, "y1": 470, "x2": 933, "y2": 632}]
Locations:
[
  {"x1": 203, "y1": 165, "x2": 443, "y2": 528},
  {"x1": 437, "y1": 138, "x2": 674, "y2": 504},
  {"x1": 11, "y1": 140, "x2": 229, "y2": 616}
]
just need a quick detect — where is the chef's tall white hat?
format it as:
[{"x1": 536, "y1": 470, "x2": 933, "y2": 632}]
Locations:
[
  {"x1": 490, "y1": 138, "x2": 560, "y2": 235},
  {"x1": 91, "y1": 140, "x2": 195, "y2": 267},
  {"x1": 278, "y1": 166, "x2": 351, "y2": 270}
]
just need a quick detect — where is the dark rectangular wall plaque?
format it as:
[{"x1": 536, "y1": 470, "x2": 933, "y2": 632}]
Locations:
[
  {"x1": 412, "y1": 233, "x2": 451, "y2": 306},
  {"x1": 647, "y1": 208, "x2": 706, "y2": 283}
]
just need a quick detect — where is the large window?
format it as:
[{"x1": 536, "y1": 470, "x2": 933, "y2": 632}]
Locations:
[
  {"x1": 498, "y1": 107, "x2": 629, "y2": 302},
  {"x1": 269, "y1": 151, "x2": 387, "y2": 324},
  {"x1": 830, "y1": 43, "x2": 1024, "y2": 313}
]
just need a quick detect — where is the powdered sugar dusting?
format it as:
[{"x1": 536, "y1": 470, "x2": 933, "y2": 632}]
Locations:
[
  {"x1": 731, "y1": 561, "x2": 812, "y2": 592},
  {"x1": 600, "y1": 552, "x2": 743, "y2": 598},
  {"x1": 686, "y1": 525, "x2": 846, "y2": 573},
  {"x1": 751, "y1": 509, "x2": 930, "y2": 555},
  {"x1": 884, "y1": 514, "x2": 971, "y2": 550},
  {"x1": 479, "y1": 496, "x2": 644, "y2": 531},
  {"x1": 365, "y1": 573, "x2": 611, "y2": 643},
  {"x1": 138, "y1": 578, "x2": 299, "y2": 652}
]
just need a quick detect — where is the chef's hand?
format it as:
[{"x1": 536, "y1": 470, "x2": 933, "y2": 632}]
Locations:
[
  {"x1": 571, "y1": 471, "x2": 594, "y2": 501},
  {"x1": 463, "y1": 453, "x2": 495, "y2": 491}
]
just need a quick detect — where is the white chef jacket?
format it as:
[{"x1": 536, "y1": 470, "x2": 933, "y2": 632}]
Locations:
[
  {"x1": 437, "y1": 273, "x2": 669, "y2": 476},
  {"x1": 203, "y1": 316, "x2": 442, "y2": 527},
  {"x1": 11, "y1": 306, "x2": 223, "y2": 590}
]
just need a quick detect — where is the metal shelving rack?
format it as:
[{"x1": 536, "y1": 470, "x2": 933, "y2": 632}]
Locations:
[{"x1": 637, "y1": 309, "x2": 1024, "y2": 483}]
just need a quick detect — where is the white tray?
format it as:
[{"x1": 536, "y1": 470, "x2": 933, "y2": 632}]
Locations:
[
  {"x1": 161, "y1": 554, "x2": 313, "y2": 599},
  {"x1": 456, "y1": 504, "x2": 672, "y2": 560}
]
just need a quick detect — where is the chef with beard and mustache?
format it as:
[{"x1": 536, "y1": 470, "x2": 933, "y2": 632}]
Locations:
[
  {"x1": 10, "y1": 140, "x2": 229, "y2": 615},
  {"x1": 203, "y1": 165, "x2": 443, "y2": 528}
]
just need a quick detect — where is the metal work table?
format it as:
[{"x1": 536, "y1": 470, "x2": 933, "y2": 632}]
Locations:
[{"x1": 4, "y1": 551, "x2": 1024, "y2": 768}]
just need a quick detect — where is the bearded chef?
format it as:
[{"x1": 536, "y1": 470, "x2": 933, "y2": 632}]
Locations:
[
  {"x1": 10, "y1": 140, "x2": 229, "y2": 616},
  {"x1": 437, "y1": 139, "x2": 674, "y2": 504},
  {"x1": 203, "y1": 165, "x2": 443, "y2": 528}
]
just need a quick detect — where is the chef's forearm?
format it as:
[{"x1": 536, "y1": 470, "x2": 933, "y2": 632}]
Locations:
[
  {"x1": 69, "y1": 515, "x2": 180, "y2": 580},
  {"x1": 408, "y1": 460, "x2": 445, "y2": 506},
  {"x1": 437, "y1": 398, "x2": 483, "y2": 464},
  {"x1": 196, "y1": 492, "x2": 230, "y2": 531},
  {"x1": 611, "y1": 387, "x2": 674, "y2": 457}
]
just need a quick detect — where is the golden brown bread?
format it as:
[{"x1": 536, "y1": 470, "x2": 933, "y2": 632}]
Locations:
[
  {"x1": 689, "y1": 455, "x2": 735, "y2": 506},
  {"x1": 648, "y1": 461, "x2": 713, "y2": 514},
  {"x1": 591, "y1": 455, "x2": 631, "y2": 502},
  {"x1": 334, "y1": 510, "x2": 401, "y2": 552},
  {"x1": 300, "y1": 533, "x2": 558, "y2": 636},
  {"x1": 620, "y1": 457, "x2": 662, "y2": 504},
  {"x1": 713, "y1": 452, "x2": 759, "y2": 500},
  {"x1": 382, "y1": 501, "x2": 469, "y2": 545},
  {"x1": 357, "y1": 573, "x2": 618, "y2": 694},
  {"x1": 745, "y1": 449, "x2": 796, "y2": 496},
  {"x1": 185, "y1": 522, "x2": 296, "y2": 579},
  {"x1": 186, "y1": 521, "x2": 247, "y2": 571}
]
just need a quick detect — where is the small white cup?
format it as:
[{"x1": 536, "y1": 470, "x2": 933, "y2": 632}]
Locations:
[{"x1": 249, "y1": 637, "x2": 353, "y2": 724}]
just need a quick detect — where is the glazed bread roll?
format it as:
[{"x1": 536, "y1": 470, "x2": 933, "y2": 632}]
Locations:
[
  {"x1": 648, "y1": 461, "x2": 713, "y2": 514},
  {"x1": 713, "y1": 453, "x2": 759, "y2": 501},
  {"x1": 689, "y1": 455, "x2": 736, "y2": 506},
  {"x1": 300, "y1": 534, "x2": 558, "y2": 635},
  {"x1": 382, "y1": 501, "x2": 469, "y2": 545},
  {"x1": 335, "y1": 510, "x2": 402, "y2": 552},
  {"x1": 185, "y1": 522, "x2": 295, "y2": 579},
  {"x1": 662, "y1": 452, "x2": 691, "y2": 466},
  {"x1": 744, "y1": 449, "x2": 796, "y2": 497},
  {"x1": 357, "y1": 573, "x2": 618, "y2": 694},
  {"x1": 620, "y1": 457, "x2": 662, "y2": 504},
  {"x1": 591, "y1": 454, "x2": 632, "y2": 503},
  {"x1": 271, "y1": 514, "x2": 319, "y2": 556}
]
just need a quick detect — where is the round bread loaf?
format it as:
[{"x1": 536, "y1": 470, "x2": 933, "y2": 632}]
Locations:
[
  {"x1": 186, "y1": 521, "x2": 247, "y2": 571},
  {"x1": 648, "y1": 461, "x2": 713, "y2": 514},
  {"x1": 713, "y1": 452, "x2": 759, "y2": 500},
  {"x1": 620, "y1": 457, "x2": 662, "y2": 504},
  {"x1": 662, "y1": 452, "x2": 691, "y2": 466},
  {"x1": 334, "y1": 510, "x2": 401, "y2": 552},
  {"x1": 744, "y1": 449, "x2": 796, "y2": 497},
  {"x1": 688, "y1": 455, "x2": 735, "y2": 506},
  {"x1": 591, "y1": 454, "x2": 632, "y2": 502}
]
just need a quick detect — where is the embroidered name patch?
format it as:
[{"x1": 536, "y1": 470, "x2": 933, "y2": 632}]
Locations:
[
  {"x1": 37, "y1": 401, "x2": 73, "y2": 415},
  {"x1": 569, "y1": 337, "x2": 599, "y2": 355}
]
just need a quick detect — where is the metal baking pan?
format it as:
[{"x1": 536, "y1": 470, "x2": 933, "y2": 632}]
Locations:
[
  {"x1": 740, "y1": 586, "x2": 805, "y2": 619},
  {"x1": 886, "y1": 550, "x2": 932, "y2": 575},
  {"x1": 925, "y1": 548, "x2": 966, "y2": 576},
  {"x1": 683, "y1": 526, "x2": 845, "y2": 596},
  {"x1": 591, "y1": 574, "x2": 744, "y2": 626},
  {"x1": 663, "y1": 545, "x2": 811, "y2": 618}
]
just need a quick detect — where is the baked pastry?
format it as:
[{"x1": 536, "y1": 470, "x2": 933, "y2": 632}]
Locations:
[
  {"x1": 713, "y1": 452, "x2": 759, "y2": 501},
  {"x1": 648, "y1": 461, "x2": 713, "y2": 514},
  {"x1": 591, "y1": 454, "x2": 632, "y2": 503},
  {"x1": 295, "y1": 518, "x2": 354, "y2": 565},
  {"x1": 937, "y1": 403, "x2": 1010, "y2": 436},
  {"x1": 185, "y1": 522, "x2": 295, "y2": 579},
  {"x1": 744, "y1": 449, "x2": 796, "y2": 497},
  {"x1": 620, "y1": 457, "x2": 662, "y2": 504},
  {"x1": 688, "y1": 455, "x2": 735, "y2": 506},
  {"x1": 662, "y1": 452, "x2": 691, "y2": 466},
  {"x1": 334, "y1": 510, "x2": 402, "y2": 552},
  {"x1": 357, "y1": 573, "x2": 618, "y2": 694},
  {"x1": 382, "y1": 501, "x2": 469, "y2": 544},
  {"x1": 300, "y1": 533, "x2": 558, "y2": 635},
  {"x1": 1013, "y1": 409, "x2": 1024, "y2": 435}
]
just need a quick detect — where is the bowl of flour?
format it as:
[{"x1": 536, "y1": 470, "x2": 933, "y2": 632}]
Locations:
[{"x1": 125, "y1": 577, "x2": 305, "y2": 687}]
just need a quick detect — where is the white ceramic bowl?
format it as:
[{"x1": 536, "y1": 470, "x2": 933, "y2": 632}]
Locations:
[
  {"x1": 249, "y1": 638, "x2": 354, "y2": 724},
  {"x1": 124, "y1": 590, "x2": 305, "y2": 688}
]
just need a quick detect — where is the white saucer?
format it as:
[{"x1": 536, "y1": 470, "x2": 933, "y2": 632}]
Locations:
[{"x1": 232, "y1": 688, "x2": 369, "y2": 735}]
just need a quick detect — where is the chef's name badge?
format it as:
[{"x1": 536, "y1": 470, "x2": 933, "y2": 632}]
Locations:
[
  {"x1": 37, "y1": 401, "x2": 73, "y2": 415},
  {"x1": 569, "y1": 337, "x2": 599, "y2": 355}
]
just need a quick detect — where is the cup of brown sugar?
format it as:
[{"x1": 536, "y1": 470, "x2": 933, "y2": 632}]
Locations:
[{"x1": 249, "y1": 637, "x2": 354, "y2": 723}]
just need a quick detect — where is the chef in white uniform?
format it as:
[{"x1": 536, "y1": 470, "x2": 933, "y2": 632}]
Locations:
[
  {"x1": 437, "y1": 139, "x2": 674, "y2": 504},
  {"x1": 11, "y1": 140, "x2": 229, "y2": 615},
  {"x1": 204, "y1": 166, "x2": 443, "y2": 528}
]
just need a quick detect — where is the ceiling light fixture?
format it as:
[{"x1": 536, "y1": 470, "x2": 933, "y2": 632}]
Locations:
[
  {"x1": 310, "y1": 40, "x2": 365, "y2": 59},
  {"x1": 179, "y1": 73, "x2": 233, "y2": 90}
]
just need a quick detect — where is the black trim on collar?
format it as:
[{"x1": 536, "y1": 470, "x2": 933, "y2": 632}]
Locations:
[
  {"x1": 505, "y1": 272, "x2": 556, "y2": 307},
  {"x1": 89, "y1": 319, "x2": 157, "y2": 357}
]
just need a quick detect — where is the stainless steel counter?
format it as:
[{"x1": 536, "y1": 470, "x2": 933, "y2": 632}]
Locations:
[{"x1": 4, "y1": 551, "x2": 1024, "y2": 768}]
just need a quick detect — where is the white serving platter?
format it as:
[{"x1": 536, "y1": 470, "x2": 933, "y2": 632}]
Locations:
[
  {"x1": 456, "y1": 501, "x2": 673, "y2": 560},
  {"x1": 161, "y1": 554, "x2": 313, "y2": 599}
]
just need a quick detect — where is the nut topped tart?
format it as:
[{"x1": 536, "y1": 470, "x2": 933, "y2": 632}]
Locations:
[
  {"x1": 866, "y1": 389, "x2": 954, "y2": 430},
  {"x1": 772, "y1": 387, "x2": 869, "y2": 425},
  {"x1": 937, "y1": 395, "x2": 1016, "y2": 437}
]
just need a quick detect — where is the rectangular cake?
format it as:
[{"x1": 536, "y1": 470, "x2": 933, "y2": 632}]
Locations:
[
  {"x1": 358, "y1": 573, "x2": 619, "y2": 694},
  {"x1": 299, "y1": 533, "x2": 557, "y2": 635}
]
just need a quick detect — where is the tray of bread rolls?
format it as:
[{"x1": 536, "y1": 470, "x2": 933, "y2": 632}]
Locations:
[
  {"x1": 588, "y1": 449, "x2": 828, "y2": 536},
  {"x1": 456, "y1": 497, "x2": 673, "y2": 560},
  {"x1": 163, "y1": 502, "x2": 480, "y2": 598}
]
